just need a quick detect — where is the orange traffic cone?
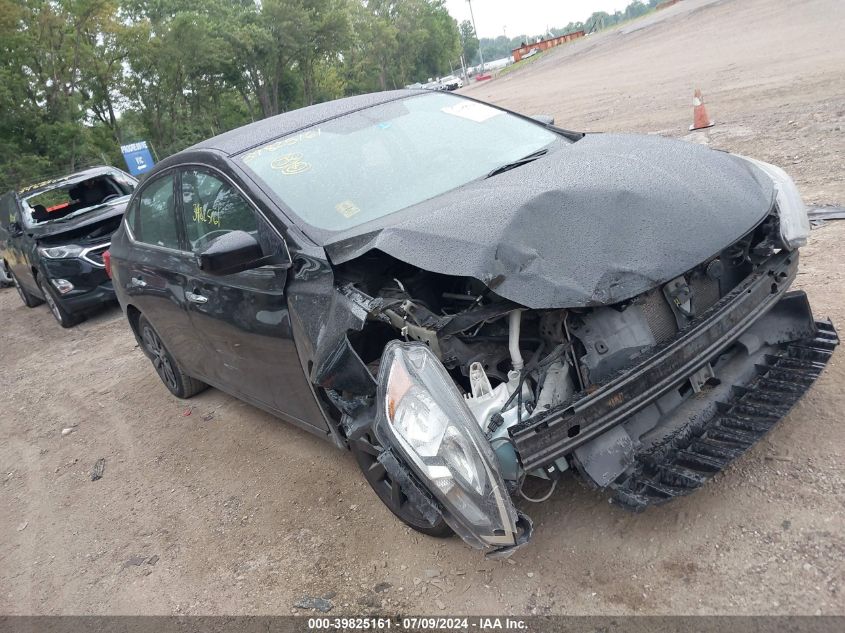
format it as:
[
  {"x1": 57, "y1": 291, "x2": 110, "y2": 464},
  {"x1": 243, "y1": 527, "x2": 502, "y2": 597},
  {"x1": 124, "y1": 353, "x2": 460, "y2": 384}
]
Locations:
[{"x1": 690, "y1": 88, "x2": 714, "y2": 131}]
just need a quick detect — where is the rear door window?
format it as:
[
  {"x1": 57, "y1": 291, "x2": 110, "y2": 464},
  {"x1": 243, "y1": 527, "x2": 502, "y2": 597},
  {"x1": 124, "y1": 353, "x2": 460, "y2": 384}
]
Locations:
[{"x1": 133, "y1": 174, "x2": 181, "y2": 250}]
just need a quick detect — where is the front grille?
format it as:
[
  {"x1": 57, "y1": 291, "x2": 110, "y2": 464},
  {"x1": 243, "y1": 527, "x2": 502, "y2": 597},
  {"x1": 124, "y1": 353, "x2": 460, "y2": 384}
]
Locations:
[{"x1": 81, "y1": 243, "x2": 110, "y2": 267}]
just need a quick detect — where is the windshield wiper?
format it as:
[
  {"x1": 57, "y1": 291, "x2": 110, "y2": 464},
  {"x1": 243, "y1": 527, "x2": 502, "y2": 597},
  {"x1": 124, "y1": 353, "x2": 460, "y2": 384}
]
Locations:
[{"x1": 486, "y1": 149, "x2": 549, "y2": 178}]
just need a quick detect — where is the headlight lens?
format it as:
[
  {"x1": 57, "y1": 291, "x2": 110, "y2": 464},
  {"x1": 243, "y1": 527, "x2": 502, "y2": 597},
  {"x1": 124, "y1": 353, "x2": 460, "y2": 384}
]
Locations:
[
  {"x1": 741, "y1": 156, "x2": 809, "y2": 249},
  {"x1": 38, "y1": 244, "x2": 83, "y2": 259},
  {"x1": 376, "y1": 341, "x2": 519, "y2": 551}
]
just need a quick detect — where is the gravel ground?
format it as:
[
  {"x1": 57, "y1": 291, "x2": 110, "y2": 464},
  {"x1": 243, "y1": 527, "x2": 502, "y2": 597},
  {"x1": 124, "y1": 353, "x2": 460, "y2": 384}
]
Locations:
[{"x1": 2, "y1": 0, "x2": 843, "y2": 616}]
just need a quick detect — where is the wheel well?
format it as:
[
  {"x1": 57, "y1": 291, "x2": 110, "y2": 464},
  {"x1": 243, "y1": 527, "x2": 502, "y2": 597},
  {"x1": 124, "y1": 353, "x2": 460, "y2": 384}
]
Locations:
[{"x1": 126, "y1": 304, "x2": 143, "y2": 337}]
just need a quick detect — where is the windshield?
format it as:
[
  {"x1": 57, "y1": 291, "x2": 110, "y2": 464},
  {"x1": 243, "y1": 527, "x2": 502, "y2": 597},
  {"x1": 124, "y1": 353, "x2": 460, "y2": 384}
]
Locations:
[
  {"x1": 239, "y1": 93, "x2": 558, "y2": 231},
  {"x1": 22, "y1": 169, "x2": 136, "y2": 228}
]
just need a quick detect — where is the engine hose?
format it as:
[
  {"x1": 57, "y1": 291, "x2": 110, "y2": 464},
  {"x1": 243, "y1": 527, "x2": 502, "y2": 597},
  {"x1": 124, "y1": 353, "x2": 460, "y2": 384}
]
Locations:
[{"x1": 519, "y1": 478, "x2": 558, "y2": 503}]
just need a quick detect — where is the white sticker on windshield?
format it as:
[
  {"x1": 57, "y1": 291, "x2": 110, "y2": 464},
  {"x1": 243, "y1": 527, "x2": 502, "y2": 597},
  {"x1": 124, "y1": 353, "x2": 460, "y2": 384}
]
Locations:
[{"x1": 441, "y1": 101, "x2": 503, "y2": 123}]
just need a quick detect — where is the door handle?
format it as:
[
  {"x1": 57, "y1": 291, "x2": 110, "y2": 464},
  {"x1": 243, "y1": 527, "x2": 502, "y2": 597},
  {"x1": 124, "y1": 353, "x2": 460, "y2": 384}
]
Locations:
[
  {"x1": 130, "y1": 276, "x2": 147, "y2": 288},
  {"x1": 186, "y1": 291, "x2": 208, "y2": 304}
]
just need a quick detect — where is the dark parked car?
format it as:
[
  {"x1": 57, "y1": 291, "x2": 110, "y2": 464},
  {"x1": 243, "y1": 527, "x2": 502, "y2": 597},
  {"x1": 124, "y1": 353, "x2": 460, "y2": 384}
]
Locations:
[
  {"x1": 109, "y1": 90, "x2": 836, "y2": 557},
  {"x1": 0, "y1": 167, "x2": 137, "y2": 327}
]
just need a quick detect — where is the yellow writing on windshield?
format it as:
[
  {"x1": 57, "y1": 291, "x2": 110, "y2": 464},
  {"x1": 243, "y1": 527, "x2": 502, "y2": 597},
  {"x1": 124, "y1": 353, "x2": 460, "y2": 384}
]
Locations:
[
  {"x1": 335, "y1": 200, "x2": 361, "y2": 218},
  {"x1": 242, "y1": 129, "x2": 321, "y2": 164},
  {"x1": 270, "y1": 153, "x2": 311, "y2": 175}
]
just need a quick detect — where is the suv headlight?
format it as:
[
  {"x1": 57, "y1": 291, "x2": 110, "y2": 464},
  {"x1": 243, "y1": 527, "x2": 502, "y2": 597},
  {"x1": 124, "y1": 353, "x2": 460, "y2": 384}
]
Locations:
[
  {"x1": 741, "y1": 156, "x2": 810, "y2": 249},
  {"x1": 38, "y1": 244, "x2": 83, "y2": 259},
  {"x1": 375, "y1": 341, "x2": 523, "y2": 553}
]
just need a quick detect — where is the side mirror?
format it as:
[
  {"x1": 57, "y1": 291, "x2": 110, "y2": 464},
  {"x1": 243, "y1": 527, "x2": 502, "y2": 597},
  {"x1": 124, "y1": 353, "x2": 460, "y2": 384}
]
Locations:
[
  {"x1": 530, "y1": 114, "x2": 555, "y2": 126},
  {"x1": 8, "y1": 221, "x2": 23, "y2": 237},
  {"x1": 197, "y1": 230, "x2": 266, "y2": 276}
]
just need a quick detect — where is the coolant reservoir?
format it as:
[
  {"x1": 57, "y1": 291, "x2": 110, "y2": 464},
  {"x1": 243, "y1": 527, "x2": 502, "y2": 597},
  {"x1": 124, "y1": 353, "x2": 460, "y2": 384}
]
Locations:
[{"x1": 463, "y1": 363, "x2": 531, "y2": 481}]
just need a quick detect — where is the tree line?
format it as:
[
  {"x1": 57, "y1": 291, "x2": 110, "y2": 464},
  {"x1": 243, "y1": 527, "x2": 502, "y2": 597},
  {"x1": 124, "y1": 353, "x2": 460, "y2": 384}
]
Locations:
[{"x1": 0, "y1": 0, "x2": 461, "y2": 192}]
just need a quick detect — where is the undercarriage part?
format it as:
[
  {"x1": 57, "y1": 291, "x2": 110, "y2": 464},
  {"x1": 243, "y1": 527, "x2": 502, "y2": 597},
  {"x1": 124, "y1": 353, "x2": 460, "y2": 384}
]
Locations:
[
  {"x1": 570, "y1": 304, "x2": 656, "y2": 384},
  {"x1": 611, "y1": 320, "x2": 837, "y2": 510}
]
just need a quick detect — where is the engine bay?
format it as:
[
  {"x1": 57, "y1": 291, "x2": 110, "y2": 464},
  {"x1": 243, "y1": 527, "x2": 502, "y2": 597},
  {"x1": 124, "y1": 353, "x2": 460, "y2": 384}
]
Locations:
[{"x1": 334, "y1": 212, "x2": 785, "y2": 494}]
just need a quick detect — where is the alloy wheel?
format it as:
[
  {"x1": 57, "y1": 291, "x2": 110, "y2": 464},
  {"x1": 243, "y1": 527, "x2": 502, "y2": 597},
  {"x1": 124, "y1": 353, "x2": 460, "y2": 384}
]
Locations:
[
  {"x1": 351, "y1": 431, "x2": 446, "y2": 533},
  {"x1": 141, "y1": 324, "x2": 178, "y2": 391},
  {"x1": 41, "y1": 282, "x2": 63, "y2": 323}
]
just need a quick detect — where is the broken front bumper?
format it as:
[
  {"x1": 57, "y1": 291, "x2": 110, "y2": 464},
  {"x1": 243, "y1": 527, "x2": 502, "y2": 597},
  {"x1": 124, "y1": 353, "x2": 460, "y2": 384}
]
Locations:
[{"x1": 510, "y1": 250, "x2": 838, "y2": 505}]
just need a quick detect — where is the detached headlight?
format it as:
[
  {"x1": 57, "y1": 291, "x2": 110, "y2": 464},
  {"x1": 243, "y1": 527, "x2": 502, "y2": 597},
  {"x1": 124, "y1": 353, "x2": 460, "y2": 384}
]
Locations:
[
  {"x1": 375, "y1": 341, "x2": 522, "y2": 552},
  {"x1": 38, "y1": 244, "x2": 83, "y2": 259},
  {"x1": 741, "y1": 156, "x2": 810, "y2": 249}
]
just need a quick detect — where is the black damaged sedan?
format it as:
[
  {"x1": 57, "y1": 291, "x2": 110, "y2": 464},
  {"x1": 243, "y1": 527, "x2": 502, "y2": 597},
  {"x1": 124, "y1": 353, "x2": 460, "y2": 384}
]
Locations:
[{"x1": 109, "y1": 90, "x2": 837, "y2": 557}]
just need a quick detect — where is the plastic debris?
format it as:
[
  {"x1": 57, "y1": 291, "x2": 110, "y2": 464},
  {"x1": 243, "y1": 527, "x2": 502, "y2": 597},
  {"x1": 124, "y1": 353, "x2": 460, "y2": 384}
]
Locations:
[{"x1": 293, "y1": 596, "x2": 333, "y2": 613}]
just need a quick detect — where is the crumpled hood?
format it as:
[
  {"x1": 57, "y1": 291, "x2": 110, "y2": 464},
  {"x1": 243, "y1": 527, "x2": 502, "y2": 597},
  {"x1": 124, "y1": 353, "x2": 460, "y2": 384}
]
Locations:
[{"x1": 325, "y1": 133, "x2": 775, "y2": 308}]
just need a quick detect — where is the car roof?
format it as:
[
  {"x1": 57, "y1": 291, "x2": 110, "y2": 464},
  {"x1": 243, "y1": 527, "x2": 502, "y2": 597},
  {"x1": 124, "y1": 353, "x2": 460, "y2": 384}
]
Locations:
[{"x1": 190, "y1": 89, "x2": 427, "y2": 157}]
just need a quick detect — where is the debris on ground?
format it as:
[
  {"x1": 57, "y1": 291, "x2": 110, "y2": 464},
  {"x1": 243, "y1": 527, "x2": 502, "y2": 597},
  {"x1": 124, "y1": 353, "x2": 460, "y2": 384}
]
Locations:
[
  {"x1": 16, "y1": 521, "x2": 27, "y2": 532},
  {"x1": 182, "y1": 408, "x2": 193, "y2": 417},
  {"x1": 147, "y1": 554, "x2": 159, "y2": 566},
  {"x1": 374, "y1": 582, "x2": 391, "y2": 593},
  {"x1": 61, "y1": 428, "x2": 74, "y2": 437},
  {"x1": 293, "y1": 596, "x2": 334, "y2": 612},
  {"x1": 91, "y1": 458, "x2": 106, "y2": 481},
  {"x1": 122, "y1": 555, "x2": 146, "y2": 569},
  {"x1": 202, "y1": 412, "x2": 214, "y2": 422},
  {"x1": 808, "y1": 205, "x2": 845, "y2": 229},
  {"x1": 357, "y1": 594, "x2": 379, "y2": 608}
]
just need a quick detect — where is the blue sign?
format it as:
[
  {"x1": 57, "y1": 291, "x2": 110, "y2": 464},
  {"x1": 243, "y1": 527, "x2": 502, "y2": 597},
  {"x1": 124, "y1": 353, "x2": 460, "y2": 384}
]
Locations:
[{"x1": 120, "y1": 141, "x2": 155, "y2": 176}]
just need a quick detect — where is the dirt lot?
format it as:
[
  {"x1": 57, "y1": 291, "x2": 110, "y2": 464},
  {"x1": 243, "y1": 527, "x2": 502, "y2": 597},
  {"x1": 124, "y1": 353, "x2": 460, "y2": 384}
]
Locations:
[{"x1": 2, "y1": 0, "x2": 844, "y2": 616}]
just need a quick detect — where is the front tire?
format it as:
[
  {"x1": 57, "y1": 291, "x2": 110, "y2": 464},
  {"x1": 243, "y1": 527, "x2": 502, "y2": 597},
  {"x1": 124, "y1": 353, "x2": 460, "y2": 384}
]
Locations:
[
  {"x1": 36, "y1": 274, "x2": 80, "y2": 328},
  {"x1": 138, "y1": 314, "x2": 207, "y2": 398},
  {"x1": 351, "y1": 430, "x2": 453, "y2": 538},
  {"x1": 10, "y1": 269, "x2": 44, "y2": 308}
]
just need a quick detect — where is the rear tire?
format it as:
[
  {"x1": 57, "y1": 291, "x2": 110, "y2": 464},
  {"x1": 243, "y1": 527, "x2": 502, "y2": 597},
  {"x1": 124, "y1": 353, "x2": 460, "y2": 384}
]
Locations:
[
  {"x1": 138, "y1": 314, "x2": 207, "y2": 398},
  {"x1": 36, "y1": 274, "x2": 81, "y2": 328},
  {"x1": 351, "y1": 430, "x2": 453, "y2": 538},
  {"x1": 10, "y1": 269, "x2": 43, "y2": 308}
]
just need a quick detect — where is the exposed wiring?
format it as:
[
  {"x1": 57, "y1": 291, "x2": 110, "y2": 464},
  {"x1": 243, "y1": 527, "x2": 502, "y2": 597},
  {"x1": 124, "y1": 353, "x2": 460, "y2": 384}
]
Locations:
[{"x1": 519, "y1": 478, "x2": 558, "y2": 503}]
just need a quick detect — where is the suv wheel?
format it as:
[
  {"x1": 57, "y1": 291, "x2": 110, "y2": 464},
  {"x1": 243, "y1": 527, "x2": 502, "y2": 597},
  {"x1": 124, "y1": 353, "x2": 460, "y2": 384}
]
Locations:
[
  {"x1": 138, "y1": 314, "x2": 207, "y2": 398},
  {"x1": 351, "y1": 430, "x2": 453, "y2": 538},
  {"x1": 10, "y1": 269, "x2": 44, "y2": 308},
  {"x1": 36, "y1": 274, "x2": 80, "y2": 328}
]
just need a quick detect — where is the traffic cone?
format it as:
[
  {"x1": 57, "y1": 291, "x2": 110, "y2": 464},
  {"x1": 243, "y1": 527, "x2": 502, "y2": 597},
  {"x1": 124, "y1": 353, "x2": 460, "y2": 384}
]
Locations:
[{"x1": 690, "y1": 88, "x2": 714, "y2": 131}]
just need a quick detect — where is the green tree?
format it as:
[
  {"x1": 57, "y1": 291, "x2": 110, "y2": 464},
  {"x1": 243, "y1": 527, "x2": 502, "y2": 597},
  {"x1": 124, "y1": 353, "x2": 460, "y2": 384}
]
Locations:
[{"x1": 459, "y1": 19, "x2": 478, "y2": 67}]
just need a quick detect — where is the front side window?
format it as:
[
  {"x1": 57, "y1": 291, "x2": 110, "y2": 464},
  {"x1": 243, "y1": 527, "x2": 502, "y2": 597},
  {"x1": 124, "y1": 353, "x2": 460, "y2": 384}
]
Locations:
[
  {"x1": 133, "y1": 174, "x2": 181, "y2": 250},
  {"x1": 238, "y1": 92, "x2": 559, "y2": 232},
  {"x1": 179, "y1": 170, "x2": 258, "y2": 253}
]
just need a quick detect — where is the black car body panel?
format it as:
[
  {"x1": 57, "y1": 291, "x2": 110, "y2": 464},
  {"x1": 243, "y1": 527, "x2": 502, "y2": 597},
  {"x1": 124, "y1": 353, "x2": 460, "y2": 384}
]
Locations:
[
  {"x1": 108, "y1": 165, "x2": 335, "y2": 440},
  {"x1": 324, "y1": 133, "x2": 775, "y2": 308}
]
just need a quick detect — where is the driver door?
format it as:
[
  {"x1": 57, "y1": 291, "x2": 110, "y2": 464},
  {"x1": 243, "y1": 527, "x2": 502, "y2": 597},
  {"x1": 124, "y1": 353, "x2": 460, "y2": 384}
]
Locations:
[{"x1": 177, "y1": 168, "x2": 328, "y2": 431}]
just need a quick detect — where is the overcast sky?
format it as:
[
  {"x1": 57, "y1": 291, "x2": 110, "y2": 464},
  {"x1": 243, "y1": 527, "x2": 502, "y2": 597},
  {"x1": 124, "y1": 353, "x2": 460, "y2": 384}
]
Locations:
[{"x1": 444, "y1": 0, "x2": 633, "y2": 38}]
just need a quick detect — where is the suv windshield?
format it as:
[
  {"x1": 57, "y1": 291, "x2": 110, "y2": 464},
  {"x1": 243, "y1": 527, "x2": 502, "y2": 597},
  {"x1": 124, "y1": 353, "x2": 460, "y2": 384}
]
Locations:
[
  {"x1": 239, "y1": 93, "x2": 559, "y2": 231},
  {"x1": 22, "y1": 169, "x2": 136, "y2": 228}
]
